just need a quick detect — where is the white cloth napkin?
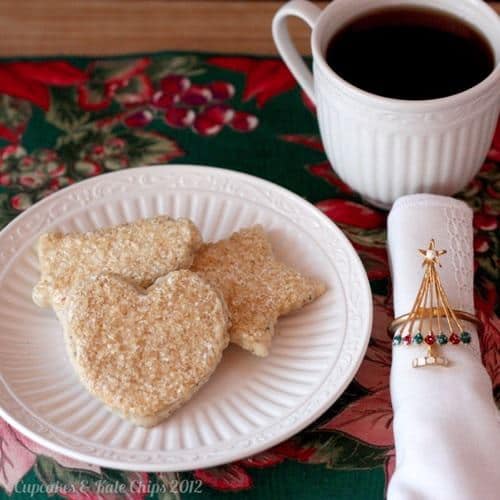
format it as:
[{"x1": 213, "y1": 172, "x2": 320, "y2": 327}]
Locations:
[{"x1": 386, "y1": 194, "x2": 500, "y2": 500}]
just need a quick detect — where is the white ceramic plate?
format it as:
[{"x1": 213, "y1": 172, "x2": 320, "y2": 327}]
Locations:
[{"x1": 0, "y1": 165, "x2": 372, "y2": 471}]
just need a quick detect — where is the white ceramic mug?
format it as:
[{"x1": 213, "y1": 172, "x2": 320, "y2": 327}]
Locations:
[{"x1": 273, "y1": 0, "x2": 500, "y2": 207}]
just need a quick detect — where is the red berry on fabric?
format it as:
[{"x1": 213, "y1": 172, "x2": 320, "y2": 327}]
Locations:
[
  {"x1": 449, "y1": 333, "x2": 460, "y2": 345},
  {"x1": 160, "y1": 75, "x2": 191, "y2": 95},
  {"x1": 45, "y1": 163, "x2": 67, "y2": 178},
  {"x1": 209, "y1": 81, "x2": 235, "y2": 100},
  {"x1": 229, "y1": 111, "x2": 259, "y2": 132},
  {"x1": 192, "y1": 113, "x2": 223, "y2": 136},
  {"x1": 123, "y1": 109, "x2": 154, "y2": 128},
  {"x1": 19, "y1": 156, "x2": 35, "y2": 171},
  {"x1": 0, "y1": 173, "x2": 11, "y2": 186},
  {"x1": 151, "y1": 90, "x2": 178, "y2": 109},
  {"x1": 424, "y1": 333, "x2": 436, "y2": 345},
  {"x1": 10, "y1": 193, "x2": 32, "y2": 211},
  {"x1": 203, "y1": 104, "x2": 234, "y2": 125},
  {"x1": 165, "y1": 108, "x2": 196, "y2": 128},
  {"x1": 181, "y1": 85, "x2": 213, "y2": 106},
  {"x1": 75, "y1": 160, "x2": 103, "y2": 177},
  {"x1": 91, "y1": 145, "x2": 105, "y2": 158},
  {"x1": 474, "y1": 234, "x2": 490, "y2": 253},
  {"x1": 473, "y1": 213, "x2": 497, "y2": 232},
  {"x1": 19, "y1": 175, "x2": 35, "y2": 187},
  {"x1": 19, "y1": 172, "x2": 46, "y2": 189}
]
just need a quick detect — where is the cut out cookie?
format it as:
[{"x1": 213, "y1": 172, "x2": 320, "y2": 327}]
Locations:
[
  {"x1": 192, "y1": 226, "x2": 326, "y2": 356},
  {"x1": 60, "y1": 271, "x2": 229, "y2": 427},
  {"x1": 33, "y1": 216, "x2": 202, "y2": 311}
]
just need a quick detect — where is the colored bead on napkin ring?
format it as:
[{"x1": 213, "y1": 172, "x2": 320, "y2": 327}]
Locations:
[{"x1": 387, "y1": 239, "x2": 483, "y2": 368}]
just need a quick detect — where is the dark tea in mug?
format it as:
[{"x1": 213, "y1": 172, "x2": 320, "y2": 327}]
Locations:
[{"x1": 326, "y1": 6, "x2": 495, "y2": 100}]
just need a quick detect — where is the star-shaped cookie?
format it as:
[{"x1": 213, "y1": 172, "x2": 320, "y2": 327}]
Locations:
[{"x1": 191, "y1": 225, "x2": 326, "y2": 356}]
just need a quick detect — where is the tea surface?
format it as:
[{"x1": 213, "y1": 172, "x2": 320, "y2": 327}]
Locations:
[{"x1": 326, "y1": 7, "x2": 495, "y2": 100}]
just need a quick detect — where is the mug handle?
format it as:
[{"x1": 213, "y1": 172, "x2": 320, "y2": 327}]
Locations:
[{"x1": 272, "y1": 0, "x2": 321, "y2": 104}]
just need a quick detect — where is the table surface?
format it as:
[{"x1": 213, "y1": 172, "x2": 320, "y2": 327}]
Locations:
[{"x1": 0, "y1": 0, "x2": 498, "y2": 56}]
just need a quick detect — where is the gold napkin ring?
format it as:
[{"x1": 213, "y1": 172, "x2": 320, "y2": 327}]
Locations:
[
  {"x1": 389, "y1": 309, "x2": 483, "y2": 336},
  {"x1": 387, "y1": 239, "x2": 483, "y2": 368}
]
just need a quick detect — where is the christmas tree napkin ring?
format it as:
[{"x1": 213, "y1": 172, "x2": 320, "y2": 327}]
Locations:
[{"x1": 388, "y1": 240, "x2": 483, "y2": 368}]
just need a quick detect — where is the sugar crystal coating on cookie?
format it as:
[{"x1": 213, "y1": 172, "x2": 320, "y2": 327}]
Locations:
[
  {"x1": 33, "y1": 216, "x2": 202, "y2": 311},
  {"x1": 191, "y1": 225, "x2": 326, "y2": 356},
  {"x1": 61, "y1": 270, "x2": 229, "y2": 427}
]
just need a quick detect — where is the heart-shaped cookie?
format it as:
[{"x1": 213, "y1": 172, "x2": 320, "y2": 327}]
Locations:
[{"x1": 60, "y1": 270, "x2": 229, "y2": 427}]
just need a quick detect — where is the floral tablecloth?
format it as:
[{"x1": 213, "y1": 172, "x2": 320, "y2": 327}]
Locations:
[{"x1": 0, "y1": 52, "x2": 498, "y2": 500}]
